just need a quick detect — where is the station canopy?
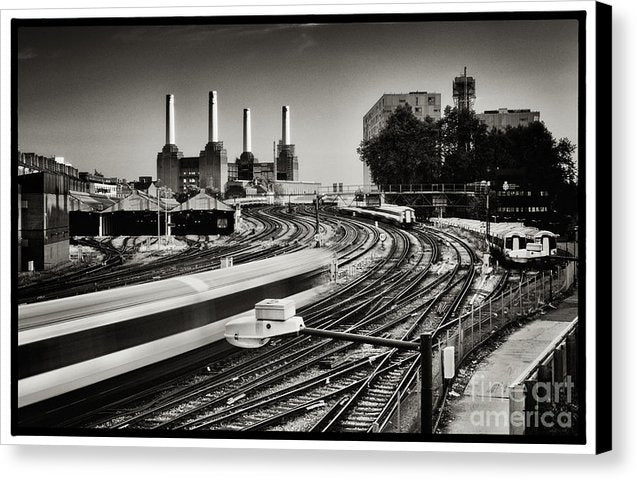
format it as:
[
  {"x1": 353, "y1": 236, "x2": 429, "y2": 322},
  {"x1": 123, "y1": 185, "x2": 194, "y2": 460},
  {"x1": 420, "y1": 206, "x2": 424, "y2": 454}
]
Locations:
[
  {"x1": 173, "y1": 191, "x2": 235, "y2": 212},
  {"x1": 101, "y1": 191, "x2": 178, "y2": 213},
  {"x1": 69, "y1": 190, "x2": 118, "y2": 212}
]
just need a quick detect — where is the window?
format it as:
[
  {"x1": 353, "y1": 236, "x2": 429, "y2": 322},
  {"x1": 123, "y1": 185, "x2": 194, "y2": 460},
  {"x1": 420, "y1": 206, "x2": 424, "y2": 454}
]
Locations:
[
  {"x1": 217, "y1": 217, "x2": 228, "y2": 229},
  {"x1": 415, "y1": 107, "x2": 422, "y2": 114}
]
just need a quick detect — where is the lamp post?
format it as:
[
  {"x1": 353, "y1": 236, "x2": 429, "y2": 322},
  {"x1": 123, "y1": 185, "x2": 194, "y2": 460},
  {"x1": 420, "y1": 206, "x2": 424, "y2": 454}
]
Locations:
[
  {"x1": 163, "y1": 186, "x2": 172, "y2": 247},
  {"x1": 225, "y1": 302, "x2": 435, "y2": 436},
  {"x1": 481, "y1": 180, "x2": 491, "y2": 253},
  {"x1": 156, "y1": 179, "x2": 161, "y2": 251},
  {"x1": 314, "y1": 190, "x2": 321, "y2": 247}
]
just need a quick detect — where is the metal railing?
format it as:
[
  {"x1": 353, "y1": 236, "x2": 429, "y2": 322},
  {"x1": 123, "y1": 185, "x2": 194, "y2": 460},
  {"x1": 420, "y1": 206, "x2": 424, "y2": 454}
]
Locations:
[
  {"x1": 381, "y1": 261, "x2": 577, "y2": 433},
  {"x1": 429, "y1": 262, "x2": 577, "y2": 427},
  {"x1": 316, "y1": 183, "x2": 485, "y2": 195},
  {"x1": 508, "y1": 317, "x2": 578, "y2": 435}
]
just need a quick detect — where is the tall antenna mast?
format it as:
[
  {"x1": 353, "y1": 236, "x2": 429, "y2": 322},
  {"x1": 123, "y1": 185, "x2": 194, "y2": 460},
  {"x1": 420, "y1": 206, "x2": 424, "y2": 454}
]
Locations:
[{"x1": 453, "y1": 66, "x2": 476, "y2": 113}]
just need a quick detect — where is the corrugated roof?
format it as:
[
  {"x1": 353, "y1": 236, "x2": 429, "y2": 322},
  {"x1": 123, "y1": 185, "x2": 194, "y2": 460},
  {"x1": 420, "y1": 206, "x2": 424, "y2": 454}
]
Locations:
[
  {"x1": 69, "y1": 190, "x2": 118, "y2": 211},
  {"x1": 173, "y1": 191, "x2": 235, "y2": 211},
  {"x1": 102, "y1": 191, "x2": 178, "y2": 213}
]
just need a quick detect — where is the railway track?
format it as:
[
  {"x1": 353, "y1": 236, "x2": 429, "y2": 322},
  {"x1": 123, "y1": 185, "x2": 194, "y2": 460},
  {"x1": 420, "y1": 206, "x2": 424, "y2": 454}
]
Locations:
[
  {"x1": 21, "y1": 206, "x2": 377, "y2": 428},
  {"x1": 33, "y1": 213, "x2": 495, "y2": 434},
  {"x1": 17, "y1": 205, "x2": 331, "y2": 304},
  {"x1": 71, "y1": 217, "x2": 448, "y2": 431}
]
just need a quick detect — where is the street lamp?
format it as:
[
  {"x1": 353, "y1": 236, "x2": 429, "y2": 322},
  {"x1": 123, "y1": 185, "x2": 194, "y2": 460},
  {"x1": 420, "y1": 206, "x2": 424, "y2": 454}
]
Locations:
[
  {"x1": 163, "y1": 186, "x2": 173, "y2": 247},
  {"x1": 314, "y1": 190, "x2": 322, "y2": 247},
  {"x1": 156, "y1": 179, "x2": 161, "y2": 251},
  {"x1": 480, "y1": 180, "x2": 491, "y2": 253},
  {"x1": 224, "y1": 299, "x2": 435, "y2": 435}
]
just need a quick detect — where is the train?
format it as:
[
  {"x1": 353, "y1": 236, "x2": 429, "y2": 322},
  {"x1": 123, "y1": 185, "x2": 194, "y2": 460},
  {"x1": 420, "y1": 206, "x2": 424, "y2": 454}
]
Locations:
[
  {"x1": 339, "y1": 204, "x2": 416, "y2": 228},
  {"x1": 17, "y1": 249, "x2": 334, "y2": 409},
  {"x1": 432, "y1": 217, "x2": 557, "y2": 264}
]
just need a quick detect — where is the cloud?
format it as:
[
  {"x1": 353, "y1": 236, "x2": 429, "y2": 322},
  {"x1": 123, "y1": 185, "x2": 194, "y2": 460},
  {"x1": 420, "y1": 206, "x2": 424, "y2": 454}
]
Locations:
[{"x1": 110, "y1": 23, "x2": 322, "y2": 44}]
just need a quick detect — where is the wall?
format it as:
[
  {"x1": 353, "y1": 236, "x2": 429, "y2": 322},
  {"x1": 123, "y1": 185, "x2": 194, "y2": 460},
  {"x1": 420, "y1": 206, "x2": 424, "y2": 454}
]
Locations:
[{"x1": 18, "y1": 172, "x2": 70, "y2": 270}]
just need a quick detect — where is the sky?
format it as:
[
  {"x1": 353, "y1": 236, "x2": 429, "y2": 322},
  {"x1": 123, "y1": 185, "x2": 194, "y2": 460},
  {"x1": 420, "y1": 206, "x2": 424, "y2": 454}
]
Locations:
[{"x1": 17, "y1": 19, "x2": 579, "y2": 186}]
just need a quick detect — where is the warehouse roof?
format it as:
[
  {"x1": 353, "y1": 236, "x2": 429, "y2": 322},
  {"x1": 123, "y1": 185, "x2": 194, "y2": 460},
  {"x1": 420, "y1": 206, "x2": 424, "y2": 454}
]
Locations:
[
  {"x1": 69, "y1": 190, "x2": 118, "y2": 212},
  {"x1": 101, "y1": 191, "x2": 178, "y2": 213},
  {"x1": 173, "y1": 191, "x2": 235, "y2": 212}
]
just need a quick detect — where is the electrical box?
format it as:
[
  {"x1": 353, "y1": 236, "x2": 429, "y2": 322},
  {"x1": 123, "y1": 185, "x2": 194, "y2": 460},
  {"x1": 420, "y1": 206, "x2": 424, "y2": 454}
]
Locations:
[
  {"x1": 443, "y1": 346, "x2": 456, "y2": 379},
  {"x1": 255, "y1": 298, "x2": 296, "y2": 322},
  {"x1": 225, "y1": 314, "x2": 305, "y2": 349}
]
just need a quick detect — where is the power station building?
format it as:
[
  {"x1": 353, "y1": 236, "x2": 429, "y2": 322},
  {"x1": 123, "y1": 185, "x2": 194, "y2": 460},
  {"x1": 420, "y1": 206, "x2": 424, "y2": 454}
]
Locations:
[
  {"x1": 231, "y1": 105, "x2": 298, "y2": 183},
  {"x1": 362, "y1": 91, "x2": 442, "y2": 186},
  {"x1": 156, "y1": 91, "x2": 228, "y2": 194},
  {"x1": 156, "y1": 93, "x2": 299, "y2": 192}
]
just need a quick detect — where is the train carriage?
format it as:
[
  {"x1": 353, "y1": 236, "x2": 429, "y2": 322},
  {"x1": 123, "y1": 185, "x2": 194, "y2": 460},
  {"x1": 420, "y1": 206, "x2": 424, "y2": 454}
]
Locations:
[
  {"x1": 432, "y1": 217, "x2": 558, "y2": 264},
  {"x1": 339, "y1": 205, "x2": 415, "y2": 228}
]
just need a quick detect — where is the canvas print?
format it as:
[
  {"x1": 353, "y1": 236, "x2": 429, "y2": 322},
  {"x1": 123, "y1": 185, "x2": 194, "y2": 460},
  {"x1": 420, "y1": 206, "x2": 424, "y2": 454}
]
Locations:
[{"x1": 8, "y1": 3, "x2": 608, "y2": 451}]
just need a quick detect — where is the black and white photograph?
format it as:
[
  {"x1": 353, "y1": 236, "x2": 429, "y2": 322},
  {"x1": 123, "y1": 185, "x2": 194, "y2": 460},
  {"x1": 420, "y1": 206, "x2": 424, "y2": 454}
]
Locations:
[{"x1": 1, "y1": 0, "x2": 614, "y2": 461}]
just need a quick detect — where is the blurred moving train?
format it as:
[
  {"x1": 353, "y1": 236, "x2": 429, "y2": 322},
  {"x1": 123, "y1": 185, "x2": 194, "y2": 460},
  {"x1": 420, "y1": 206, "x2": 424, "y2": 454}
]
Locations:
[
  {"x1": 17, "y1": 249, "x2": 334, "y2": 408},
  {"x1": 339, "y1": 205, "x2": 416, "y2": 228},
  {"x1": 432, "y1": 217, "x2": 557, "y2": 264}
]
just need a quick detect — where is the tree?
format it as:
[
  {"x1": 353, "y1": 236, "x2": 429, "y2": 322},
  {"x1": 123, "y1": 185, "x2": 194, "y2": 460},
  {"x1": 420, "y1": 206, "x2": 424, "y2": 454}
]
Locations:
[
  {"x1": 204, "y1": 186, "x2": 221, "y2": 199},
  {"x1": 174, "y1": 185, "x2": 200, "y2": 203},
  {"x1": 357, "y1": 103, "x2": 576, "y2": 216},
  {"x1": 225, "y1": 183, "x2": 246, "y2": 199},
  {"x1": 358, "y1": 104, "x2": 441, "y2": 186},
  {"x1": 438, "y1": 106, "x2": 490, "y2": 182},
  {"x1": 480, "y1": 121, "x2": 577, "y2": 222},
  {"x1": 489, "y1": 122, "x2": 576, "y2": 192}
]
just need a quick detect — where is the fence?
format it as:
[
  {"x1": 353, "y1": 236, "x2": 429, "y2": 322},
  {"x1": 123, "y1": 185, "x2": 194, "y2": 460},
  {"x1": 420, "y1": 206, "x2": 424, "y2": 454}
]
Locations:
[
  {"x1": 429, "y1": 261, "x2": 577, "y2": 427},
  {"x1": 508, "y1": 318, "x2": 578, "y2": 435},
  {"x1": 381, "y1": 261, "x2": 577, "y2": 433},
  {"x1": 316, "y1": 183, "x2": 485, "y2": 195}
]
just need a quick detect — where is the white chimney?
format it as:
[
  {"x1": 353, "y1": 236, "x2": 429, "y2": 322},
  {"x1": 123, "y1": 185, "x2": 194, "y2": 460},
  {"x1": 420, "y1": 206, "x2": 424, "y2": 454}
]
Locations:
[
  {"x1": 243, "y1": 108, "x2": 251, "y2": 153},
  {"x1": 209, "y1": 91, "x2": 219, "y2": 143},
  {"x1": 166, "y1": 94, "x2": 175, "y2": 145},
  {"x1": 282, "y1": 105, "x2": 290, "y2": 145}
]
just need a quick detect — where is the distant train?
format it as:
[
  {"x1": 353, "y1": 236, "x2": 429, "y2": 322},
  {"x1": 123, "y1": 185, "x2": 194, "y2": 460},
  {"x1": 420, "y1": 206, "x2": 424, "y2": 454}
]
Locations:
[
  {"x1": 432, "y1": 217, "x2": 557, "y2": 264},
  {"x1": 340, "y1": 205, "x2": 416, "y2": 228}
]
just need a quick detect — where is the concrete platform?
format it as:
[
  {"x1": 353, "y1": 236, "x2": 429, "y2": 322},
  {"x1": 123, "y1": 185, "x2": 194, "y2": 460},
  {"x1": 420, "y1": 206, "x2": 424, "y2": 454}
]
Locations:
[{"x1": 443, "y1": 293, "x2": 578, "y2": 434}]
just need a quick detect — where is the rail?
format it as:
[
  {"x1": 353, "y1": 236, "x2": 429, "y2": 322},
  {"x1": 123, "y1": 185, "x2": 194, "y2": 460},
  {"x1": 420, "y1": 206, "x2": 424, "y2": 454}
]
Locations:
[
  {"x1": 385, "y1": 260, "x2": 577, "y2": 433},
  {"x1": 429, "y1": 261, "x2": 577, "y2": 429}
]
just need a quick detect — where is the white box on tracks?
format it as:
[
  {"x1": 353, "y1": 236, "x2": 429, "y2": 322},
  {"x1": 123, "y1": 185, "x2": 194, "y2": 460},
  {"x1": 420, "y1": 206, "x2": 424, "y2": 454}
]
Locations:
[{"x1": 255, "y1": 299, "x2": 296, "y2": 321}]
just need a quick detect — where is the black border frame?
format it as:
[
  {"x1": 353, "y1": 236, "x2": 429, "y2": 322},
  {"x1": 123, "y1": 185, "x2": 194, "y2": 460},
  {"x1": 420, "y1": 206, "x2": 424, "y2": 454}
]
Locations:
[{"x1": 9, "y1": 6, "x2": 606, "y2": 450}]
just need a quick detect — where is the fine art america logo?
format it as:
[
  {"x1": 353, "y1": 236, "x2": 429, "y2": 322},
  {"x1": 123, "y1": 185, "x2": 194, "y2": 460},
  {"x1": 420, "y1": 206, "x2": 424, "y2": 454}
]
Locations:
[{"x1": 469, "y1": 374, "x2": 575, "y2": 430}]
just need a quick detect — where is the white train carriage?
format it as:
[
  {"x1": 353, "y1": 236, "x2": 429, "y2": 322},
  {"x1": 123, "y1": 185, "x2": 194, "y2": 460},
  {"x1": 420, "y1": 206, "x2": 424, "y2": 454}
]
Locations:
[
  {"x1": 534, "y1": 230, "x2": 558, "y2": 256},
  {"x1": 431, "y1": 217, "x2": 557, "y2": 264},
  {"x1": 340, "y1": 204, "x2": 415, "y2": 228}
]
